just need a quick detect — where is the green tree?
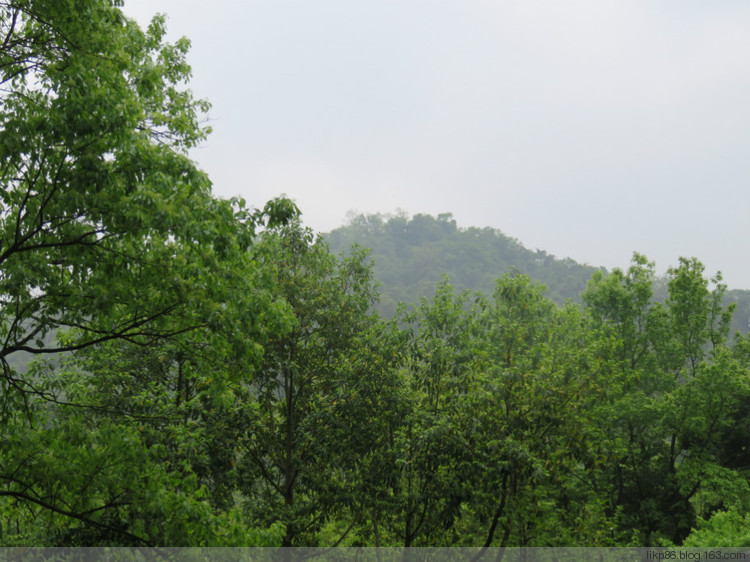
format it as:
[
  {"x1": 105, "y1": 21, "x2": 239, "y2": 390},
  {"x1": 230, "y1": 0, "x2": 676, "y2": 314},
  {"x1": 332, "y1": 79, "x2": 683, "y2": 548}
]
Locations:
[
  {"x1": 681, "y1": 509, "x2": 750, "y2": 547},
  {"x1": 0, "y1": 389, "x2": 286, "y2": 546},
  {"x1": 462, "y1": 274, "x2": 613, "y2": 547},
  {"x1": 306, "y1": 317, "x2": 409, "y2": 547},
  {"x1": 0, "y1": 1, "x2": 295, "y2": 544},
  {"x1": 0, "y1": 0, "x2": 259, "y2": 396},
  {"x1": 582, "y1": 254, "x2": 747, "y2": 545},
  {"x1": 237, "y1": 220, "x2": 381, "y2": 546},
  {"x1": 387, "y1": 279, "x2": 482, "y2": 546}
]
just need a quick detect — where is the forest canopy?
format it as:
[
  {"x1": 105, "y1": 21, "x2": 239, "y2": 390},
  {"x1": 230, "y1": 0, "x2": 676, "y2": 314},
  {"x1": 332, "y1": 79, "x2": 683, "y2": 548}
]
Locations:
[{"x1": 1, "y1": 0, "x2": 749, "y2": 549}]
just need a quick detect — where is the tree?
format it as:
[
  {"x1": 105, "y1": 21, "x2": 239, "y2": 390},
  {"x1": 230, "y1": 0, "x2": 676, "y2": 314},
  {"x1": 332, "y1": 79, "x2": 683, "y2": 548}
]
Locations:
[
  {"x1": 0, "y1": 1, "x2": 293, "y2": 544},
  {"x1": 0, "y1": 0, "x2": 259, "y2": 399},
  {"x1": 582, "y1": 254, "x2": 747, "y2": 545},
  {"x1": 366, "y1": 274, "x2": 612, "y2": 547},
  {"x1": 387, "y1": 278, "x2": 482, "y2": 546},
  {"x1": 462, "y1": 274, "x2": 614, "y2": 547},
  {"x1": 0, "y1": 386, "x2": 287, "y2": 546},
  {"x1": 680, "y1": 509, "x2": 750, "y2": 547},
  {"x1": 237, "y1": 219, "x2": 382, "y2": 546}
]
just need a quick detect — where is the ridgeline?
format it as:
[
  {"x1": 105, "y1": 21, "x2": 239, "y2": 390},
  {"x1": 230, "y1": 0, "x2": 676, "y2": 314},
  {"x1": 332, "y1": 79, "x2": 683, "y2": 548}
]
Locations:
[{"x1": 326, "y1": 211, "x2": 750, "y2": 334}]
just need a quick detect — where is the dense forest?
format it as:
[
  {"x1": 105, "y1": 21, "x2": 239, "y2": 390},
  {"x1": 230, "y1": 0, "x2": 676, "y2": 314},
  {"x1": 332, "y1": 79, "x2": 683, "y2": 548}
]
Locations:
[{"x1": 2, "y1": 1, "x2": 750, "y2": 549}]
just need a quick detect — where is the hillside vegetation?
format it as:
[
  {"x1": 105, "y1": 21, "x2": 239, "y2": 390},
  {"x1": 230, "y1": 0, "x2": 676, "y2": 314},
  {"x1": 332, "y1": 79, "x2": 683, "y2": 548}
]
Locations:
[{"x1": 327, "y1": 212, "x2": 750, "y2": 334}]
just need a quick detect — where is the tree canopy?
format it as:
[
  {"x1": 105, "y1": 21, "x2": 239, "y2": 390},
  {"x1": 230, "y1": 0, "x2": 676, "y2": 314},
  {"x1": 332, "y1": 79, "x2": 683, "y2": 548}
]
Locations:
[{"x1": 1, "y1": 0, "x2": 749, "y2": 549}]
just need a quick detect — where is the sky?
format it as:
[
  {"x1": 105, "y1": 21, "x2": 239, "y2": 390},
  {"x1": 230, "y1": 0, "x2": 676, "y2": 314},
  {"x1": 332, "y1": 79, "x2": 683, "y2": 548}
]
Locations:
[{"x1": 122, "y1": 1, "x2": 750, "y2": 290}]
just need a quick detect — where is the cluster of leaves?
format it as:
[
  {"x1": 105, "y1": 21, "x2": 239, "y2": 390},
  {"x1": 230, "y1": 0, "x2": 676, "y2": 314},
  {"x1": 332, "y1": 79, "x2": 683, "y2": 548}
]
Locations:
[{"x1": 2, "y1": 0, "x2": 749, "y2": 548}]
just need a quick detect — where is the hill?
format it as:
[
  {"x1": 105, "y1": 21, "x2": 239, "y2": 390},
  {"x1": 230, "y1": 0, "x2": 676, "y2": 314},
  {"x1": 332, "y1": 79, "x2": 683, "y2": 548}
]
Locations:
[
  {"x1": 325, "y1": 211, "x2": 750, "y2": 334},
  {"x1": 325, "y1": 212, "x2": 604, "y2": 315}
]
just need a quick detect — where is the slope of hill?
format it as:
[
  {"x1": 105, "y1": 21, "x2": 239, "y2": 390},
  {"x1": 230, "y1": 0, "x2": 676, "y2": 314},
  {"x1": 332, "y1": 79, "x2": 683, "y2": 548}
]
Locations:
[
  {"x1": 325, "y1": 212, "x2": 604, "y2": 316},
  {"x1": 325, "y1": 211, "x2": 750, "y2": 335},
  {"x1": 726, "y1": 288, "x2": 750, "y2": 335}
]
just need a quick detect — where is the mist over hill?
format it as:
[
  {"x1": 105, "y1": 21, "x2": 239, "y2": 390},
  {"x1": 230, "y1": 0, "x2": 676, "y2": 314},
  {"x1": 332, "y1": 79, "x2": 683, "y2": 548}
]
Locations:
[
  {"x1": 326, "y1": 212, "x2": 603, "y2": 312},
  {"x1": 326, "y1": 211, "x2": 750, "y2": 334}
]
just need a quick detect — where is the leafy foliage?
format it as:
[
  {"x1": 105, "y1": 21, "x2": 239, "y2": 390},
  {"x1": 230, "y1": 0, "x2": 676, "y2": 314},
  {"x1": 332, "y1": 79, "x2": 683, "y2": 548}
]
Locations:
[
  {"x1": 1, "y1": 1, "x2": 748, "y2": 549},
  {"x1": 0, "y1": 0, "x2": 281, "y2": 545},
  {"x1": 681, "y1": 510, "x2": 750, "y2": 547}
]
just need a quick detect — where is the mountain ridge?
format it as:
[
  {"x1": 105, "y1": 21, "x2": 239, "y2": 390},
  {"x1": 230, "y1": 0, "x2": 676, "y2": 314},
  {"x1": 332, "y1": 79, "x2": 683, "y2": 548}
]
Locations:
[{"x1": 325, "y1": 211, "x2": 750, "y2": 334}]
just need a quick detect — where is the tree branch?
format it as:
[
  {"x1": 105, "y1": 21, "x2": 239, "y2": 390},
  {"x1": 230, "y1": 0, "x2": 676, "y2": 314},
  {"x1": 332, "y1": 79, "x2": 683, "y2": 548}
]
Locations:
[{"x1": 0, "y1": 489, "x2": 150, "y2": 546}]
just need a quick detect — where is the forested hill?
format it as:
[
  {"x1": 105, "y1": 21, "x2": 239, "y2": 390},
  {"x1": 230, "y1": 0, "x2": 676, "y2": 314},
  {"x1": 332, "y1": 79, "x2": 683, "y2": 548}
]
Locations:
[
  {"x1": 326, "y1": 212, "x2": 750, "y2": 333},
  {"x1": 326, "y1": 212, "x2": 604, "y2": 314}
]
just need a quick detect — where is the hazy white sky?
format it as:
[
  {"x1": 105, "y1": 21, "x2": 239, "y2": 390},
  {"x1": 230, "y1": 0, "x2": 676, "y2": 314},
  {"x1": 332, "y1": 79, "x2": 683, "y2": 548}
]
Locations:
[{"x1": 123, "y1": 1, "x2": 750, "y2": 289}]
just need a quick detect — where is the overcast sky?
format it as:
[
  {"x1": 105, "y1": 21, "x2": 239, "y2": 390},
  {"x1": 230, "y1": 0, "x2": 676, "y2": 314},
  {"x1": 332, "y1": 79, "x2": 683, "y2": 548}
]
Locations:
[{"x1": 123, "y1": 1, "x2": 750, "y2": 289}]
